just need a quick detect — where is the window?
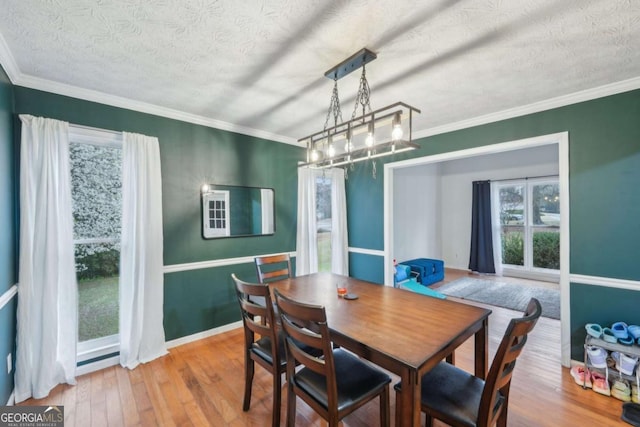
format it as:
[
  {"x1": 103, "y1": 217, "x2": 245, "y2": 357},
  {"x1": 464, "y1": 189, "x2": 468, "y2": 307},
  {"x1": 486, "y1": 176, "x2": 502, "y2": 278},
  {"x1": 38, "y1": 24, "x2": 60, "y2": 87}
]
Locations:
[
  {"x1": 69, "y1": 126, "x2": 122, "y2": 360},
  {"x1": 316, "y1": 175, "x2": 332, "y2": 272},
  {"x1": 202, "y1": 190, "x2": 230, "y2": 237},
  {"x1": 497, "y1": 178, "x2": 560, "y2": 276}
]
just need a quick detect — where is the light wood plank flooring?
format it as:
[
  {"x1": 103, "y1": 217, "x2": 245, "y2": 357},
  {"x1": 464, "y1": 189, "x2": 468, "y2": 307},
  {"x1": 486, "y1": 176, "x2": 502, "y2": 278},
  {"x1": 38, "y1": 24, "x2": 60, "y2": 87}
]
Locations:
[{"x1": 19, "y1": 272, "x2": 627, "y2": 426}]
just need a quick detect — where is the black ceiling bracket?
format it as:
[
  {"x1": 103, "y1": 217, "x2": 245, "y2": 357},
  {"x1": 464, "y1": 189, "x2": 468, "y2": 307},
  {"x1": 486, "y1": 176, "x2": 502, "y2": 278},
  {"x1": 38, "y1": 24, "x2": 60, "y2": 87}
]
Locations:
[{"x1": 324, "y1": 48, "x2": 378, "y2": 80}]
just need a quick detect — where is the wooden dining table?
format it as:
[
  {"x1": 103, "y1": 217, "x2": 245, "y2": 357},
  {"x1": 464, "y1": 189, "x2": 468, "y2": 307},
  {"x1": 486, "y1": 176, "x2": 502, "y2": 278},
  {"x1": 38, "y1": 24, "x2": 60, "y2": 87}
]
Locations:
[{"x1": 269, "y1": 272, "x2": 492, "y2": 427}]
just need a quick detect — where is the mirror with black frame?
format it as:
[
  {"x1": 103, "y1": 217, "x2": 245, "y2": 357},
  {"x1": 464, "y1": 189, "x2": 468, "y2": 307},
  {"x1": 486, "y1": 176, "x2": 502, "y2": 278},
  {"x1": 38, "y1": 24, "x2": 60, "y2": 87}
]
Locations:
[{"x1": 201, "y1": 184, "x2": 275, "y2": 239}]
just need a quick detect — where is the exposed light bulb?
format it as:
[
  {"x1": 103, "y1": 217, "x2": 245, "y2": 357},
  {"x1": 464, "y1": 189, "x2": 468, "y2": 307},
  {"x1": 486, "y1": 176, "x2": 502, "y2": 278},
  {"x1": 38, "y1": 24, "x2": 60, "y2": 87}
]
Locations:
[
  {"x1": 201, "y1": 184, "x2": 210, "y2": 193},
  {"x1": 392, "y1": 124, "x2": 403, "y2": 141},
  {"x1": 365, "y1": 122, "x2": 375, "y2": 147},
  {"x1": 328, "y1": 144, "x2": 335, "y2": 157},
  {"x1": 391, "y1": 113, "x2": 403, "y2": 141},
  {"x1": 343, "y1": 128, "x2": 352, "y2": 152},
  {"x1": 311, "y1": 149, "x2": 319, "y2": 162}
]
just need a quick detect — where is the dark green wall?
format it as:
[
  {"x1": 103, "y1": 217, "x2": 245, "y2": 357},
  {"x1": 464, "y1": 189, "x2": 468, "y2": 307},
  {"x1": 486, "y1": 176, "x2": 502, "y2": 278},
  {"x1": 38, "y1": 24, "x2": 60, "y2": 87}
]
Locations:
[
  {"x1": 346, "y1": 89, "x2": 640, "y2": 359},
  {"x1": 0, "y1": 64, "x2": 17, "y2": 405},
  {"x1": 10, "y1": 83, "x2": 640, "y2": 363},
  {"x1": 14, "y1": 86, "x2": 304, "y2": 340}
]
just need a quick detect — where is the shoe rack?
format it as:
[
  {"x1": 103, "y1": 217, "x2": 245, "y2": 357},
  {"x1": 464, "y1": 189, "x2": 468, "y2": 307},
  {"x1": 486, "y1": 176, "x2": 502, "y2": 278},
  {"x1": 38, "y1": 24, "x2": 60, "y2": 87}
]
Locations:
[{"x1": 583, "y1": 335, "x2": 640, "y2": 392}]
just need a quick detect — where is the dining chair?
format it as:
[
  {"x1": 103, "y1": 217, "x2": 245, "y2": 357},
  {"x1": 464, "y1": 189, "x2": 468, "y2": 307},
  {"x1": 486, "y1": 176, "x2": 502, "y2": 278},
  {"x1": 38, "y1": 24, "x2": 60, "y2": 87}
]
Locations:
[
  {"x1": 273, "y1": 288, "x2": 391, "y2": 427},
  {"x1": 395, "y1": 297, "x2": 542, "y2": 427},
  {"x1": 232, "y1": 273, "x2": 285, "y2": 427},
  {"x1": 255, "y1": 253, "x2": 292, "y2": 283}
]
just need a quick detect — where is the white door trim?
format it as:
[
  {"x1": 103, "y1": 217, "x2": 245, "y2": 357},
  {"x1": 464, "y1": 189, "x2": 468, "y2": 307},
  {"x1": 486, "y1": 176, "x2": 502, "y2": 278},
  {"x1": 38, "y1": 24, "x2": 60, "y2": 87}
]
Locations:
[{"x1": 383, "y1": 131, "x2": 571, "y2": 366}]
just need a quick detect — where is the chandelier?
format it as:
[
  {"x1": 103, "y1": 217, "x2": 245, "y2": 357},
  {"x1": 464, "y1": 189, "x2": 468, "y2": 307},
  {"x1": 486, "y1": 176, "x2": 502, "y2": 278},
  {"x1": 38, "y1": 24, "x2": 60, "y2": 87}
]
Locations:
[{"x1": 299, "y1": 48, "x2": 420, "y2": 175}]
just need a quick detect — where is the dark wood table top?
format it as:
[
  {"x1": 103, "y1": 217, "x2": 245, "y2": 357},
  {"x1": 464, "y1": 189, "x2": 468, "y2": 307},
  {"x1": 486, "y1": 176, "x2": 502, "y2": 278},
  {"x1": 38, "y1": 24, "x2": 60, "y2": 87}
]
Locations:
[{"x1": 269, "y1": 272, "x2": 491, "y2": 374}]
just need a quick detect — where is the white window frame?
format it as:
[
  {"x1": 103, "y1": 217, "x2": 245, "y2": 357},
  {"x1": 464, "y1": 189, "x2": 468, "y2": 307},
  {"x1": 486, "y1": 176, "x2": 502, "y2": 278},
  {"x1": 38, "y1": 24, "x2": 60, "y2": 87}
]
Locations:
[
  {"x1": 499, "y1": 177, "x2": 560, "y2": 281},
  {"x1": 202, "y1": 190, "x2": 231, "y2": 238},
  {"x1": 69, "y1": 125, "x2": 123, "y2": 362}
]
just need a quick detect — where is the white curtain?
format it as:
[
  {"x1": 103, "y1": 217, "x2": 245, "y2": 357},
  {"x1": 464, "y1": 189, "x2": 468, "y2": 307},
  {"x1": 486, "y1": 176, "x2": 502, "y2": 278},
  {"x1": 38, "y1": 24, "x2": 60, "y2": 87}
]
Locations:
[
  {"x1": 295, "y1": 167, "x2": 319, "y2": 276},
  {"x1": 15, "y1": 115, "x2": 77, "y2": 402},
  {"x1": 261, "y1": 188, "x2": 274, "y2": 234},
  {"x1": 490, "y1": 182, "x2": 504, "y2": 276},
  {"x1": 119, "y1": 132, "x2": 167, "y2": 369},
  {"x1": 330, "y1": 168, "x2": 349, "y2": 275}
]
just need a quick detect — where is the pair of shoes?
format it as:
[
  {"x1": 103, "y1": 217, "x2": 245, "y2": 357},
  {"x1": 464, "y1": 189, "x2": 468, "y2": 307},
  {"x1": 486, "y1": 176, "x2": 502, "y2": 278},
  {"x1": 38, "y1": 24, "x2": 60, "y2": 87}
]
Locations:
[
  {"x1": 612, "y1": 351, "x2": 639, "y2": 376},
  {"x1": 633, "y1": 383, "x2": 639, "y2": 403},
  {"x1": 586, "y1": 323, "x2": 603, "y2": 338},
  {"x1": 629, "y1": 325, "x2": 640, "y2": 343},
  {"x1": 603, "y1": 328, "x2": 618, "y2": 344},
  {"x1": 613, "y1": 322, "x2": 636, "y2": 345},
  {"x1": 587, "y1": 346, "x2": 608, "y2": 368},
  {"x1": 613, "y1": 379, "x2": 632, "y2": 402},
  {"x1": 570, "y1": 366, "x2": 592, "y2": 388},
  {"x1": 592, "y1": 371, "x2": 611, "y2": 396},
  {"x1": 613, "y1": 322, "x2": 629, "y2": 339}
]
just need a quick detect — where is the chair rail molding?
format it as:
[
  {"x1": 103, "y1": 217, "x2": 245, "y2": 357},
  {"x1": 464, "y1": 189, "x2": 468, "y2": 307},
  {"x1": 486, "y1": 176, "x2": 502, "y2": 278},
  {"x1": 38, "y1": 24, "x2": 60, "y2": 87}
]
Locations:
[
  {"x1": 163, "y1": 252, "x2": 296, "y2": 274},
  {"x1": 569, "y1": 274, "x2": 640, "y2": 291},
  {"x1": 0, "y1": 284, "x2": 18, "y2": 310}
]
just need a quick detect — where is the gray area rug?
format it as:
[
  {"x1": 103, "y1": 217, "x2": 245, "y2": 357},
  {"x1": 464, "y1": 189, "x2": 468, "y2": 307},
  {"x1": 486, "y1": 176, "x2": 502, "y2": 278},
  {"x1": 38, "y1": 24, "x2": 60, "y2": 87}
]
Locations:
[{"x1": 437, "y1": 277, "x2": 560, "y2": 319}]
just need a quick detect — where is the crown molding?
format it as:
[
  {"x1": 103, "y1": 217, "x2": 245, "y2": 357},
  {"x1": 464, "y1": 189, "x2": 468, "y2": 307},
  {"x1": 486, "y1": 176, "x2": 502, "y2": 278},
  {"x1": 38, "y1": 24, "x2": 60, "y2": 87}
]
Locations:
[
  {"x1": 13, "y1": 73, "x2": 298, "y2": 145},
  {"x1": 0, "y1": 33, "x2": 19, "y2": 82},
  {"x1": 413, "y1": 76, "x2": 640, "y2": 140}
]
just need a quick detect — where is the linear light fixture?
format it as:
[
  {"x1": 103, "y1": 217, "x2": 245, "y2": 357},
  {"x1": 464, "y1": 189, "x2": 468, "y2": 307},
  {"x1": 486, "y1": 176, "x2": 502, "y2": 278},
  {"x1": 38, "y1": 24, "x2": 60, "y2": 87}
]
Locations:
[{"x1": 298, "y1": 48, "x2": 420, "y2": 174}]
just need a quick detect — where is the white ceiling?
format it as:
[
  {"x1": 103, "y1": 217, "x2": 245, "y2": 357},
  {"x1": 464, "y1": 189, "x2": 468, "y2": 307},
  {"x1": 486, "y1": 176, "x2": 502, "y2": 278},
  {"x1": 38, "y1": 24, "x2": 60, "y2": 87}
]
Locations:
[{"x1": 1, "y1": 0, "x2": 639, "y2": 145}]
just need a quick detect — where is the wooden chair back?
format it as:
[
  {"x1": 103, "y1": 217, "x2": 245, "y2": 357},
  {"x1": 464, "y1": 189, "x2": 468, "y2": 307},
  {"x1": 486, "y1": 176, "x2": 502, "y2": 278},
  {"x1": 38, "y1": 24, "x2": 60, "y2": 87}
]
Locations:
[
  {"x1": 233, "y1": 273, "x2": 276, "y2": 342},
  {"x1": 478, "y1": 298, "x2": 542, "y2": 427},
  {"x1": 273, "y1": 289, "x2": 338, "y2": 411},
  {"x1": 255, "y1": 253, "x2": 292, "y2": 283}
]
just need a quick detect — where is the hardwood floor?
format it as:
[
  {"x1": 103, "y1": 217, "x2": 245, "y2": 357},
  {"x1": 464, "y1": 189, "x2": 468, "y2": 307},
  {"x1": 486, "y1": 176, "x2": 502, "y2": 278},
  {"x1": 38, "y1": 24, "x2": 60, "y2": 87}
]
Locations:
[{"x1": 20, "y1": 279, "x2": 627, "y2": 426}]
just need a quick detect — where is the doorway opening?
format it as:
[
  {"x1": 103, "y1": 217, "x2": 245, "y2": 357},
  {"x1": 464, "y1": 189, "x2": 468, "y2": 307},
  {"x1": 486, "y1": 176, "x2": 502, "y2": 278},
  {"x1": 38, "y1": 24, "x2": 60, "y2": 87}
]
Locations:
[{"x1": 383, "y1": 132, "x2": 570, "y2": 366}]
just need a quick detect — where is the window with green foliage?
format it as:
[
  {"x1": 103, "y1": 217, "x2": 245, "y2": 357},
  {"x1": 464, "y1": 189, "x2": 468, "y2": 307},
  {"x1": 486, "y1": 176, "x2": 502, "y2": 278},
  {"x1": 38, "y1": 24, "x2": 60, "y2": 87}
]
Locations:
[
  {"x1": 498, "y1": 179, "x2": 560, "y2": 273},
  {"x1": 70, "y1": 130, "x2": 122, "y2": 345},
  {"x1": 316, "y1": 176, "x2": 332, "y2": 272}
]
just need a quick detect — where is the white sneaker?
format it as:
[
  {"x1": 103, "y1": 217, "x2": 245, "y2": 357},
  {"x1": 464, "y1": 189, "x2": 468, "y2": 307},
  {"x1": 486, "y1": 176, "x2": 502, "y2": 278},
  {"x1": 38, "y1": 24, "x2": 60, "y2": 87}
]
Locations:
[
  {"x1": 587, "y1": 346, "x2": 608, "y2": 368},
  {"x1": 612, "y1": 351, "x2": 639, "y2": 376}
]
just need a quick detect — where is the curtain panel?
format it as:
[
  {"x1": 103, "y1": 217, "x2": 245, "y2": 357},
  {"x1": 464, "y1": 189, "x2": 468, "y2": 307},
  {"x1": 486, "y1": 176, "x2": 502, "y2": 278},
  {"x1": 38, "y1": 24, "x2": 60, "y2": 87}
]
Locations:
[
  {"x1": 468, "y1": 180, "x2": 496, "y2": 274},
  {"x1": 119, "y1": 132, "x2": 167, "y2": 369},
  {"x1": 295, "y1": 167, "x2": 319, "y2": 276},
  {"x1": 330, "y1": 168, "x2": 349, "y2": 275},
  {"x1": 15, "y1": 115, "x2": 77, "y2": 402}
]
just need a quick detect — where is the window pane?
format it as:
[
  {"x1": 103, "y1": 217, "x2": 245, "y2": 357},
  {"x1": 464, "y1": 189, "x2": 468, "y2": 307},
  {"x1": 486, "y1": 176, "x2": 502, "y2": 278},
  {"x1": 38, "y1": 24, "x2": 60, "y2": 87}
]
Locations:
[
  {"x1": 70, "y1": 142, "x2": 122, "y2": 344},
  {"x1": 533, "y1": 230, "x2": 560, "y2": 269},
  {"x1": 70, "y1": 143, "x2": 122, "y2": 240},
  {"x1": 316, "y1": 176, "x2": 332, "y2": 272},
  {"x1": 501, "y1": 230, "x2": 524, "y2": 266},
  {"x1": 532, "y1": 183, "x2": 560, "y2": 226},
  {"x1": 76, "y1": 242, "x2": 119, "y2": 342},
  {"x1": 499, "y1": 185, "x2": 524, "y2": 225}
]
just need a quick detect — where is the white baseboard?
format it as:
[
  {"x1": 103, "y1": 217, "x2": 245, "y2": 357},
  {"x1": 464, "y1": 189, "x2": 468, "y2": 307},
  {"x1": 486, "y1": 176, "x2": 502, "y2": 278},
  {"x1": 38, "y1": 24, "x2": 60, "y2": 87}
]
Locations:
[
  {"x1": 73, "y1": 321, "x2": 243, "y2": 376},
  {"x1": 166, "y1": 321, "x2": 243, "y2": 349},
  {"x1": 75, "y1": 355, "x2": 120, "y2": 377}
]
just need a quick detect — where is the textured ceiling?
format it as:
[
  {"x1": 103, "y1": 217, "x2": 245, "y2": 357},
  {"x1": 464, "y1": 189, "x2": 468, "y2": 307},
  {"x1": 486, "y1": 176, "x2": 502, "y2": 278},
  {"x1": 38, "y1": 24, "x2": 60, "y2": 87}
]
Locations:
[{"x1": 1, "y1": 0, "x2": 639, "y2": 144}]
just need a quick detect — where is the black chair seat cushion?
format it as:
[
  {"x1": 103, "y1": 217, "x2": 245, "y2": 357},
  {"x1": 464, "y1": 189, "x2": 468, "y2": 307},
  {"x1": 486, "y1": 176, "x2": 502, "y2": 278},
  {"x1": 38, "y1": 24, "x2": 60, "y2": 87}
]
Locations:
[
  {"x1": 396, "y1": 361, "x2": 504, "y2": 427},
  {"x1": 251, "y1": 334, "x2": 287, "y2": 367},
  {"x1": 293, "y1": 349, "x2": 391, "y2": 412}
]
